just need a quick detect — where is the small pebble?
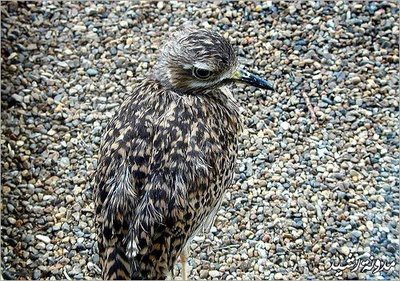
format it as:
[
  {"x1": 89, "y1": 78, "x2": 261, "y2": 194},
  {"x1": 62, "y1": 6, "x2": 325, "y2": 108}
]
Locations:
[
  {"x1": 366, "y1": 221, "x2": 374, "y2": 231},
  {"x1": 280, "y1": 122, "x2": 290, "y2": 131},
  {"x1": 36, "y1": 235, "x2": 51, "y2": 244},
  {"x1": 209, "y1": 270, "x2": 221, "y2": 278},
  {"x1": 87, "y1": 68, "x2": 98, "y2": 76}
]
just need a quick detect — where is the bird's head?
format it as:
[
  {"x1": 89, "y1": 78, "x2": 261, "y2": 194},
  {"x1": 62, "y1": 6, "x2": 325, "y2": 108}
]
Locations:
[{"x1": 153, "y1": 26, "x2": 275, "y2": 94}]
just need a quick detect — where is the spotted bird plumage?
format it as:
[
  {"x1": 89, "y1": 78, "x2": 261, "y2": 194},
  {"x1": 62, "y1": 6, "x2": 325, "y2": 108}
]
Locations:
[{"x1": 93, "y1": 26, "x2": 274, "y2": 280}]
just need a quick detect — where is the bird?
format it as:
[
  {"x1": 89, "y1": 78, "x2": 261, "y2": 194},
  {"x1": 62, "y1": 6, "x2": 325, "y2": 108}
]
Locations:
[{"x1": 93, "y1": 26, "x2": 274, "y2": 280}]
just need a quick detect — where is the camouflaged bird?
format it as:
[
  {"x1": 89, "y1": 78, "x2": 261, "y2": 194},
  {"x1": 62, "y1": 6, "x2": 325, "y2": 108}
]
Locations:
[{"x1": 93, "y1": 26, "x2": 274, "y2": 280}]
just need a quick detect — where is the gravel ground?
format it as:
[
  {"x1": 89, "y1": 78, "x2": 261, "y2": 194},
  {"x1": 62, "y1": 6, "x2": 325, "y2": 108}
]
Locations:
[{"x1": 1, "y1": 0, "x2": 399, "y2": 280}]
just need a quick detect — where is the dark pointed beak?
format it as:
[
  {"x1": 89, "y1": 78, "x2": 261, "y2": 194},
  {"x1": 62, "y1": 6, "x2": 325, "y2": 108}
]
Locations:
[{"x1": 233, "y1": 69, "x2": 275, "y2": 91}]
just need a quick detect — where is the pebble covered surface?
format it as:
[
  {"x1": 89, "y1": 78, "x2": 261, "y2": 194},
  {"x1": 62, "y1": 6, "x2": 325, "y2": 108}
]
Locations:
[{"x1": 1, "y1": 1, "x2": 399, "y2": 280}]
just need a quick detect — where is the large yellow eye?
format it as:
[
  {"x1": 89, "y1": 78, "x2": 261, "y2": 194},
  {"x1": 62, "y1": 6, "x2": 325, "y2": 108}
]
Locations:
[{"x1": 193, "y1": 67, "x2": 212, "y2": 79}]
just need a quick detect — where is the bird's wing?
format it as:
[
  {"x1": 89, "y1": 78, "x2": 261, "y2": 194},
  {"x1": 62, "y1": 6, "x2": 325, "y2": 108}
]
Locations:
[
  {"x1": 93, "y1": 83, "x2": 204, "y2": 279},
  {"x1": 123, "y1": 94, "x2": 214, "y2": 275},
  {"x1": 94, "y1": 81, "x2": 163, "y2": 279}
]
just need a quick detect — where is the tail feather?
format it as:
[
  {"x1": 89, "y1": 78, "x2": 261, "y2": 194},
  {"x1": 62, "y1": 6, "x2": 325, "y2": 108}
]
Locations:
[{"x1": 102, "y1": 247, "x2": 132, "y2": 280}]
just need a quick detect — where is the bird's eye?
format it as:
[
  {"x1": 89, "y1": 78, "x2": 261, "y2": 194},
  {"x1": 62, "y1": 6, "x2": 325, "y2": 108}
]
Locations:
[{"x1": 193, "y1": 67, "x2": 212, "y2": 79}]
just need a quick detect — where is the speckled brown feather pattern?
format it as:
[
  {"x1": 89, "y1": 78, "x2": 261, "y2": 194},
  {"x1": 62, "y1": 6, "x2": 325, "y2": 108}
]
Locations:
[
  {"x1": 93, "y1": 28, "x2": 243, "y2": 280},
  {"x1": 94, "y1": 81, "x2": 242, "y2": 279}
]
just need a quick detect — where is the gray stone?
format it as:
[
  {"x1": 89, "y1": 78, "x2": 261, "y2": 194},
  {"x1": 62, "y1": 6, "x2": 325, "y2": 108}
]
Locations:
[{"x1": 87, "y1": 68, "x2": 98, "y2": 76}]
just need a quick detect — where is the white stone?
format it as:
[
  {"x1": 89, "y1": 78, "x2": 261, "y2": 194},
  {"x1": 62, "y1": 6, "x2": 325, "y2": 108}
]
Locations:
[
  {"x1": 340, "y1": 245, "x2": 350, "y2": 256},
  {"x1": 366, "y1": 221, "x2": 374, "y2": 231},
  {"x1": 36, "y1": 234, "x2": 51, "y2": 244},
  {"x1": 65, "y1": 195, "x2": 74, "y2": 203},
  {"x1": 209, "y1": 270, "x2": 220, "y2": 278},
  {"x1": 280, "y1": 122, "x2": 290, "y2": 131}
]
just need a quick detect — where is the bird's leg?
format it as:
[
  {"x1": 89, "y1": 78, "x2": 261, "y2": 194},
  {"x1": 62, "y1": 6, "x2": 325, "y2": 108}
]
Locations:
[{"x1": 180, "y1": 248, "x2": 189, "y2": 281}]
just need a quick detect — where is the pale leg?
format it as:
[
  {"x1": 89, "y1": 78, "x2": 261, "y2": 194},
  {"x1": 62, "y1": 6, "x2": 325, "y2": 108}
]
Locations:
[{"x1": 180, "y1": 248, "x2": 188, "y2": 281}]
